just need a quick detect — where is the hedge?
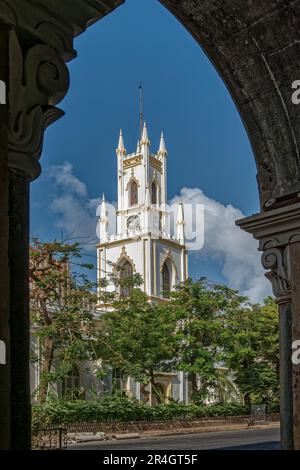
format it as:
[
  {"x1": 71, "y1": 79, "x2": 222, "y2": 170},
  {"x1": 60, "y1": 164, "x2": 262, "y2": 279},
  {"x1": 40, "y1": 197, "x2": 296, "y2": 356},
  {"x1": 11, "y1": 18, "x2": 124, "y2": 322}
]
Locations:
[{"x1": 32, "y1": 396, "x2": 251, "y2": 429}]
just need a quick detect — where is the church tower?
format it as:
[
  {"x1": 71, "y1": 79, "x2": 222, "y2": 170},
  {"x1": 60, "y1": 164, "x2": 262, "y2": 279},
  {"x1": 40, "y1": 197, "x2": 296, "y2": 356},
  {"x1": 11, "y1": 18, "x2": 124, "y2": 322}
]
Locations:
[{"x1": 97, "y1": 123, "x2": 188, "y2": 301}]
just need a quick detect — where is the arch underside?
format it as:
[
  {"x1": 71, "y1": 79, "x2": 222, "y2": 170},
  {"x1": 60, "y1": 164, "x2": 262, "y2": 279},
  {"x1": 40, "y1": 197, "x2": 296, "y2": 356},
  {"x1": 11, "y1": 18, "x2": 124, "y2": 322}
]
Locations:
[
  {"x1": 159, "y1": 0, "x2": 300, "y2": 207},
  {"x1": 2, "y1": 0, "x2": 300, "y2": 207}
]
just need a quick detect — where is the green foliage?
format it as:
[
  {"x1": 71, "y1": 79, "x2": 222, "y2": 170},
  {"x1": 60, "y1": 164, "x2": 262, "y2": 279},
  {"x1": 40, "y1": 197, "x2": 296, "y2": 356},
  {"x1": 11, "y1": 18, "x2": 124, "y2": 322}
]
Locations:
[
  {"x1": 30, "y1": 237, "x2": 99, "y2": 402},
  {"x1": 96, "y1": 278, "x2": 279, "y2": 406},
  {"x1": 169, "y1": 279, "x2": 247, "y2": 403},
  {"x1": 32, "y1": 395, "x2": 250, "y2": 429},
  {"x1": 221, "y1": 296, "x2": 279, "y2": 404},
  {"x1": 97, "y1": 288, "x2": 178, "y2": 402}
]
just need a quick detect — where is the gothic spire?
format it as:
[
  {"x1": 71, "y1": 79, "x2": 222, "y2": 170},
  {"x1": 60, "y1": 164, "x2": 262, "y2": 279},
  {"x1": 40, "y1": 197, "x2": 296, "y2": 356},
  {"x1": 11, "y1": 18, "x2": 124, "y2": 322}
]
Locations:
[
  {"x1": 116, "y1": 129, "x2": 126, "y2": 156},
  {"x1": 158, "y1": 131, "x2": 167, "y2": 157},
  {"x1": 100, "y1": 193, "x2": 106, "y2": 218},
  {"x1": 176, "y1": 201, "x2": 185, "y2": 243},
  {"x1": 99, "y1": 193, "x2": 108, "y2": 242},
  {"x1": 140, "y1": 121, "x2": 150, "y2": 146}
]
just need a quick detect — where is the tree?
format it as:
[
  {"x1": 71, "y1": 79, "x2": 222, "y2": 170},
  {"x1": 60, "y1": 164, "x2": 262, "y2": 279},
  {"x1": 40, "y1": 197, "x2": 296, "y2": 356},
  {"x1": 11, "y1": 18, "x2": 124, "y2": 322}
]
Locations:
[
  {"x1": 169, "y1": 278, "x2": 247, "y2": 403},
  {"x1": 221, "y1": 296, "x2": 279, "y2": 405},
  {"x1": 30, "y1": 237, "x2": 98, "y2": 403},
  {"x1": 97, "y1": 287, "x2": 178, "y2": 404}
]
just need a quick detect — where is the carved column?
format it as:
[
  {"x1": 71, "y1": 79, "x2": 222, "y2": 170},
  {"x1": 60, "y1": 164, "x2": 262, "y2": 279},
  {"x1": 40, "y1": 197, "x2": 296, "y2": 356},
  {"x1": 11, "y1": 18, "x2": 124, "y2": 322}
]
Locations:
[
  {"x1": 0, "y1": 20, "x2": 10, "y2": 451},
  {"x1": 8, "y1": 27, "x2": 70, "y2": 449},
  {"x1": 237, "y1": 202, "x2": 300, "y2": 449},
  {"x1": 261, "y1": 246, "x2": 293, "y2": 449},
  {"x1": 0, "y1": 0, "x2": 125, "y2": 450}
]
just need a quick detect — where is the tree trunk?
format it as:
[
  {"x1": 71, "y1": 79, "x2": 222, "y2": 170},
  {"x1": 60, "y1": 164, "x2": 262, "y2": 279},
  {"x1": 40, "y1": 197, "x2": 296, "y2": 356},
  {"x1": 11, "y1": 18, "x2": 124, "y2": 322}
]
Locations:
[
  {"x1": 38, "y1": 336, "x2": 54, "y2": 403},
  {"x1": 191, "y1": 373, "x2": 198, "y2": 394},
  {"x1": 244, "y1": 392, "x2": 251, "y2": 407},
  {"x1": 150, "y1": 379, "x2": 163, "y2": 404}
]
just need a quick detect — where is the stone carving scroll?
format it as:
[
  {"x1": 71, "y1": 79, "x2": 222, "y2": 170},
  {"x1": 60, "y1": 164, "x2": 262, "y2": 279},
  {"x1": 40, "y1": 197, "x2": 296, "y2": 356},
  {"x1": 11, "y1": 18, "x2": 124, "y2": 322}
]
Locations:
[{"x1": 261, "y1": 247, "x2": 291, "y2": 300}]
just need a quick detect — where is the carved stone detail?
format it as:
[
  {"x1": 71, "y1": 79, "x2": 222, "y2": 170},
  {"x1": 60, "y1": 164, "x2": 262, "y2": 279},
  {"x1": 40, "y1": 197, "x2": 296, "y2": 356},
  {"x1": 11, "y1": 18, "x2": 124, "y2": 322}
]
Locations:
[
  {"x1": 261, "y1": 247, "x2": 291, "y2": 301},
  {"x1": 236, "y1": 204, "x2": 300, "y2": 302},
  {"x1": 0, "y1": 0, "x2": 125, "y2": 180},
  {"x1": 8, "y1": 30, "x2": 69, "y2": 179}
]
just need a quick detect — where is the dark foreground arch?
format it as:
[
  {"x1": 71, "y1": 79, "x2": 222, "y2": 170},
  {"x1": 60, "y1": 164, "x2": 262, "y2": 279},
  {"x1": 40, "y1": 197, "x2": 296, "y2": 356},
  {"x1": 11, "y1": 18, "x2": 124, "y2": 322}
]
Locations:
[{"x1": 0, "y1": 0, "x2": 300, "y2": 449}]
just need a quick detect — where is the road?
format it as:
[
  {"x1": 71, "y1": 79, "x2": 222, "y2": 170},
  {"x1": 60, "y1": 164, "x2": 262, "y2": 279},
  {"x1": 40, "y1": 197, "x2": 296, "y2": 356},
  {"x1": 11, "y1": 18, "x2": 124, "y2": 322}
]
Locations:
[{"x1": 70, "y1": 425, "x2": 280, "y2": 450}]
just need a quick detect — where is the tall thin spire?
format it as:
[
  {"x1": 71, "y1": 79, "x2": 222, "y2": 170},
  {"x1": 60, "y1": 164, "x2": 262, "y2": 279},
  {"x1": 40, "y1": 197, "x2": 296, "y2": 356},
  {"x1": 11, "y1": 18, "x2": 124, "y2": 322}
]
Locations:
[
  {"x1": 139, "y1": 83, "x2": 143, "y2": 139},
  {"x1": 100, "y1": 193, "x2": 106, "y2": 218},
  {"x1": 116, "y1": 129, "x2": 126, "y2": 156},
  {"x1": 100, "y1": 193, "x2": 108, "y2": 242},
  {"x1": 158, "y1": 131, "x2": 167, "y2": 157},
  {"x1": 176, "y1": 201, "x2": 185, "y2": 243},
  {"x1": 141, "y1": 121, "x2": 150, "y2": 146}
]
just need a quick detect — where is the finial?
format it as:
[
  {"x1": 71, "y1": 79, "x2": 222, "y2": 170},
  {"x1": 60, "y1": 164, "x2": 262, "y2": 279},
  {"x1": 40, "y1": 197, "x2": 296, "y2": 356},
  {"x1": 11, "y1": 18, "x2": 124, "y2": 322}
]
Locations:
[
  {"x1": 176, "y1": 201, "x2": 185, "y2": 243},
  {"x1": 139, "y1": 83, "x2": 143, "y2": 139},
  {"x1": 99, "y1": 193, "x2": 108, "y2": 242},
  {"x1": 158, "y1": 131, "x2": 167, "y2": 157},
  {"x1": 141, "y1": 121, "x2": 150, "y2": 146},
  {"x1": 100, "y1": 193, "x2": 107, "y2": 218},
  {"x1": 116, "y1": 129, "x2": 126, "y2": 156}
]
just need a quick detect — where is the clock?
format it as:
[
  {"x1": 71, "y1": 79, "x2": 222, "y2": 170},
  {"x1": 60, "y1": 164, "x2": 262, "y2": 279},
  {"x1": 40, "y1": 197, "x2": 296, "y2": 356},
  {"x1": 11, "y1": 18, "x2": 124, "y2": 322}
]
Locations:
[{"x1": 127, "y1": 215, "x2": 140, "y2": 230}]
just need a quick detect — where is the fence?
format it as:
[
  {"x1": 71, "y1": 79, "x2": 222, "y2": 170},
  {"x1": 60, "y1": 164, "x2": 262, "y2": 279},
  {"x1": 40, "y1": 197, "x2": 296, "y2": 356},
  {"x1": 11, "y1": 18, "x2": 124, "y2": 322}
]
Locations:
[{"x1": 32, "y1": 426, "x2": 67, "y2": 450}]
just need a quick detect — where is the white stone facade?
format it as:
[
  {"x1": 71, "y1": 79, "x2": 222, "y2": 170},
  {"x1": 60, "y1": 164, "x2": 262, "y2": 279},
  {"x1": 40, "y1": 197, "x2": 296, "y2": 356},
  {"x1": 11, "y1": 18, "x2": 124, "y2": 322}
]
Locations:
[
  {"x1": 96, "y1": 123, "x2": 189, "y2": 403},
  {"x1": 97, "y1": 123, "x2": 188, "y2": 301}
]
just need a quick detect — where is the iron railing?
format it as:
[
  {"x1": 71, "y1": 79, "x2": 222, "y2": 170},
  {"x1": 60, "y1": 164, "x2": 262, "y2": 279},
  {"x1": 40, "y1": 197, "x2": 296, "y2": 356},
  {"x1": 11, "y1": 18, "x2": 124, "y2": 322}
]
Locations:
[{"x1": 32, "y1": 426, "x2": 67, "y2": 450}]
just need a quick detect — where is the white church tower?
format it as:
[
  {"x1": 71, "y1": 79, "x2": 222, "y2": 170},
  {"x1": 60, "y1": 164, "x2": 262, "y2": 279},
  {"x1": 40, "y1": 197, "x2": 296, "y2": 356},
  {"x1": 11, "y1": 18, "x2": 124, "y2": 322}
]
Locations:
[{"x1": 97, "y1": 123, "x2": 188, "y2": 301}]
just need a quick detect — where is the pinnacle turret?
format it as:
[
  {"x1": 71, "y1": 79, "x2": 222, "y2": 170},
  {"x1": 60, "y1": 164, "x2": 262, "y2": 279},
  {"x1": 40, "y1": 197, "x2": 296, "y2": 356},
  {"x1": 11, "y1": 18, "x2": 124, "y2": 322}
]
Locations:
[{"x1": 116, "y1": 129, "x2": 126, "y2": 156}]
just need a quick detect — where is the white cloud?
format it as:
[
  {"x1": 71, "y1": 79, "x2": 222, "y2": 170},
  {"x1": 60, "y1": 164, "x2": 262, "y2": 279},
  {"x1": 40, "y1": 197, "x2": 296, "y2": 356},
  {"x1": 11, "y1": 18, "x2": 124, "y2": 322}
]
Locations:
[
  {"x1": 48, "y1": 163, "x2": 117, "y2": 250},
  {"x1": 48, "y1": 162, "x2": 87, "y2": 197},
  {"x1": 48, "y1": 163, "x2": 271, "y2": 302},
  {"x1": 170, "y1": 188, "x2": 271, "y2": 303},
  {"x1": 48, "y1": 163, "x2": 99, "y2": 248}
]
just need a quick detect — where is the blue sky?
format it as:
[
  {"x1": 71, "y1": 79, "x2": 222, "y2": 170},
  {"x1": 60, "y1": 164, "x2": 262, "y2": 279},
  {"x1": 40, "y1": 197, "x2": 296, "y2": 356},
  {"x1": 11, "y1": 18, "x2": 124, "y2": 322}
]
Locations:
[{"x1": 30, "y1": 0, "x2": 270, "y2": 301}]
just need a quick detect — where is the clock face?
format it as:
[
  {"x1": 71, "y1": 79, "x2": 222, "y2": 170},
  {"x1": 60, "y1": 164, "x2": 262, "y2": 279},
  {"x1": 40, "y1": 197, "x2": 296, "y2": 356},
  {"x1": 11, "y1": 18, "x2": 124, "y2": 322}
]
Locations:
[{"x1": 127, "y1": 215, "x2": 140, "y2": 230}]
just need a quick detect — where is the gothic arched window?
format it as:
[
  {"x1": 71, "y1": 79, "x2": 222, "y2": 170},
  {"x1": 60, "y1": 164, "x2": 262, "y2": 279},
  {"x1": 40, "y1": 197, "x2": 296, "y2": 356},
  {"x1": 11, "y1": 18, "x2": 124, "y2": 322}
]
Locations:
[
  {"x1": 130, "y1": 181, "x2": 138, "y2": 206},
  {"x1": 151, "y1": 182, "x2": 157, "y2": 205},
  {"x1": 162, "y1": 262, "x2": 171, "y2": 297},
  {"x1": 119, "y1": 260, "x2": 133, "y2": 298}
]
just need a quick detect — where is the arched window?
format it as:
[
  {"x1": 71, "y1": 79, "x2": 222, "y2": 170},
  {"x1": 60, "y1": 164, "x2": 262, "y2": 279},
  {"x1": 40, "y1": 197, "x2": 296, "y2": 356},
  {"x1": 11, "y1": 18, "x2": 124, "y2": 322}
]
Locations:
[
  {"x1": 151, "y1": 181, "x2": 157, "y2": 205},
  {"x1": 130, "y1": 181, "x2": 138, "y2": 206},
  {"x1": 119, "y1": 260, "x2": 133, "y2": 298},
  {"x1": 162, "y1": 262, "x2": 171, "y2": 297}
]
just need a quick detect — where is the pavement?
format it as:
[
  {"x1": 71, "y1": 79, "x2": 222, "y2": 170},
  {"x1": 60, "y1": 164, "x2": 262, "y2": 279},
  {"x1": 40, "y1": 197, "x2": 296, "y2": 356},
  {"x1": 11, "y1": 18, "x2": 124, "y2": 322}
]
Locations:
[{"x1": 69, "y1": 424, "x2": 280, "y2": 450}]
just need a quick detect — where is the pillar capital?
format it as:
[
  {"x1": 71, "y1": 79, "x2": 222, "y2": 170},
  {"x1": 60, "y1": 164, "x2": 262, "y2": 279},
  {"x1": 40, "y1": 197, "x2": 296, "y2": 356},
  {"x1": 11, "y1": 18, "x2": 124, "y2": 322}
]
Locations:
[
  {"x1": 0, "y1": 0, "x2": 124, "y2": 180},
  {"x1": 236, "y1": 203, "x2": 300, "y2": 302},
  {"x1": 237, "y1": 203, "x2": 300, "y2": 448}
]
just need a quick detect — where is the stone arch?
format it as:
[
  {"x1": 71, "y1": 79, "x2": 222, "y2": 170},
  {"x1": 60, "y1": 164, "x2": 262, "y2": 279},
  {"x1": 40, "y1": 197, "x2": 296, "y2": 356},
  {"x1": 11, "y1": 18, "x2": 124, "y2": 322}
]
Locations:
[
  {"x1": 5, "y1": 0, "x2": 300, "y2": 208},
  {"x1": 151, "y1": 180, "x2": 157, "y2": 205},
  {"x1": 3, "y1": 0, "x2": 300, "y2": 450},
  {"x1": 126, "y1": 174, "x2": 140, "y2": 207},
  {"x1": 151, "y1": 174, "x2": 161, "y2": 205},
  {"x1": 115, "y1": 246, "x2": 136, "y2": 273},
  {"x1": 160, "y1": 249, "x2": 178, "y2": 296},
  {"x1": 114, "y1": 247, "x2": 136, "y2": 298}
]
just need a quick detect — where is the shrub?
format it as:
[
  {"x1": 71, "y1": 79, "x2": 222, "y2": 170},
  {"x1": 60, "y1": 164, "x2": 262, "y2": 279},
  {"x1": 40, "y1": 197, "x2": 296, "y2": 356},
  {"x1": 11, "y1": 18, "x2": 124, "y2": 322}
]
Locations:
[{"x1": 32, "y1": 395, "x2": 251, "y2": 429}]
